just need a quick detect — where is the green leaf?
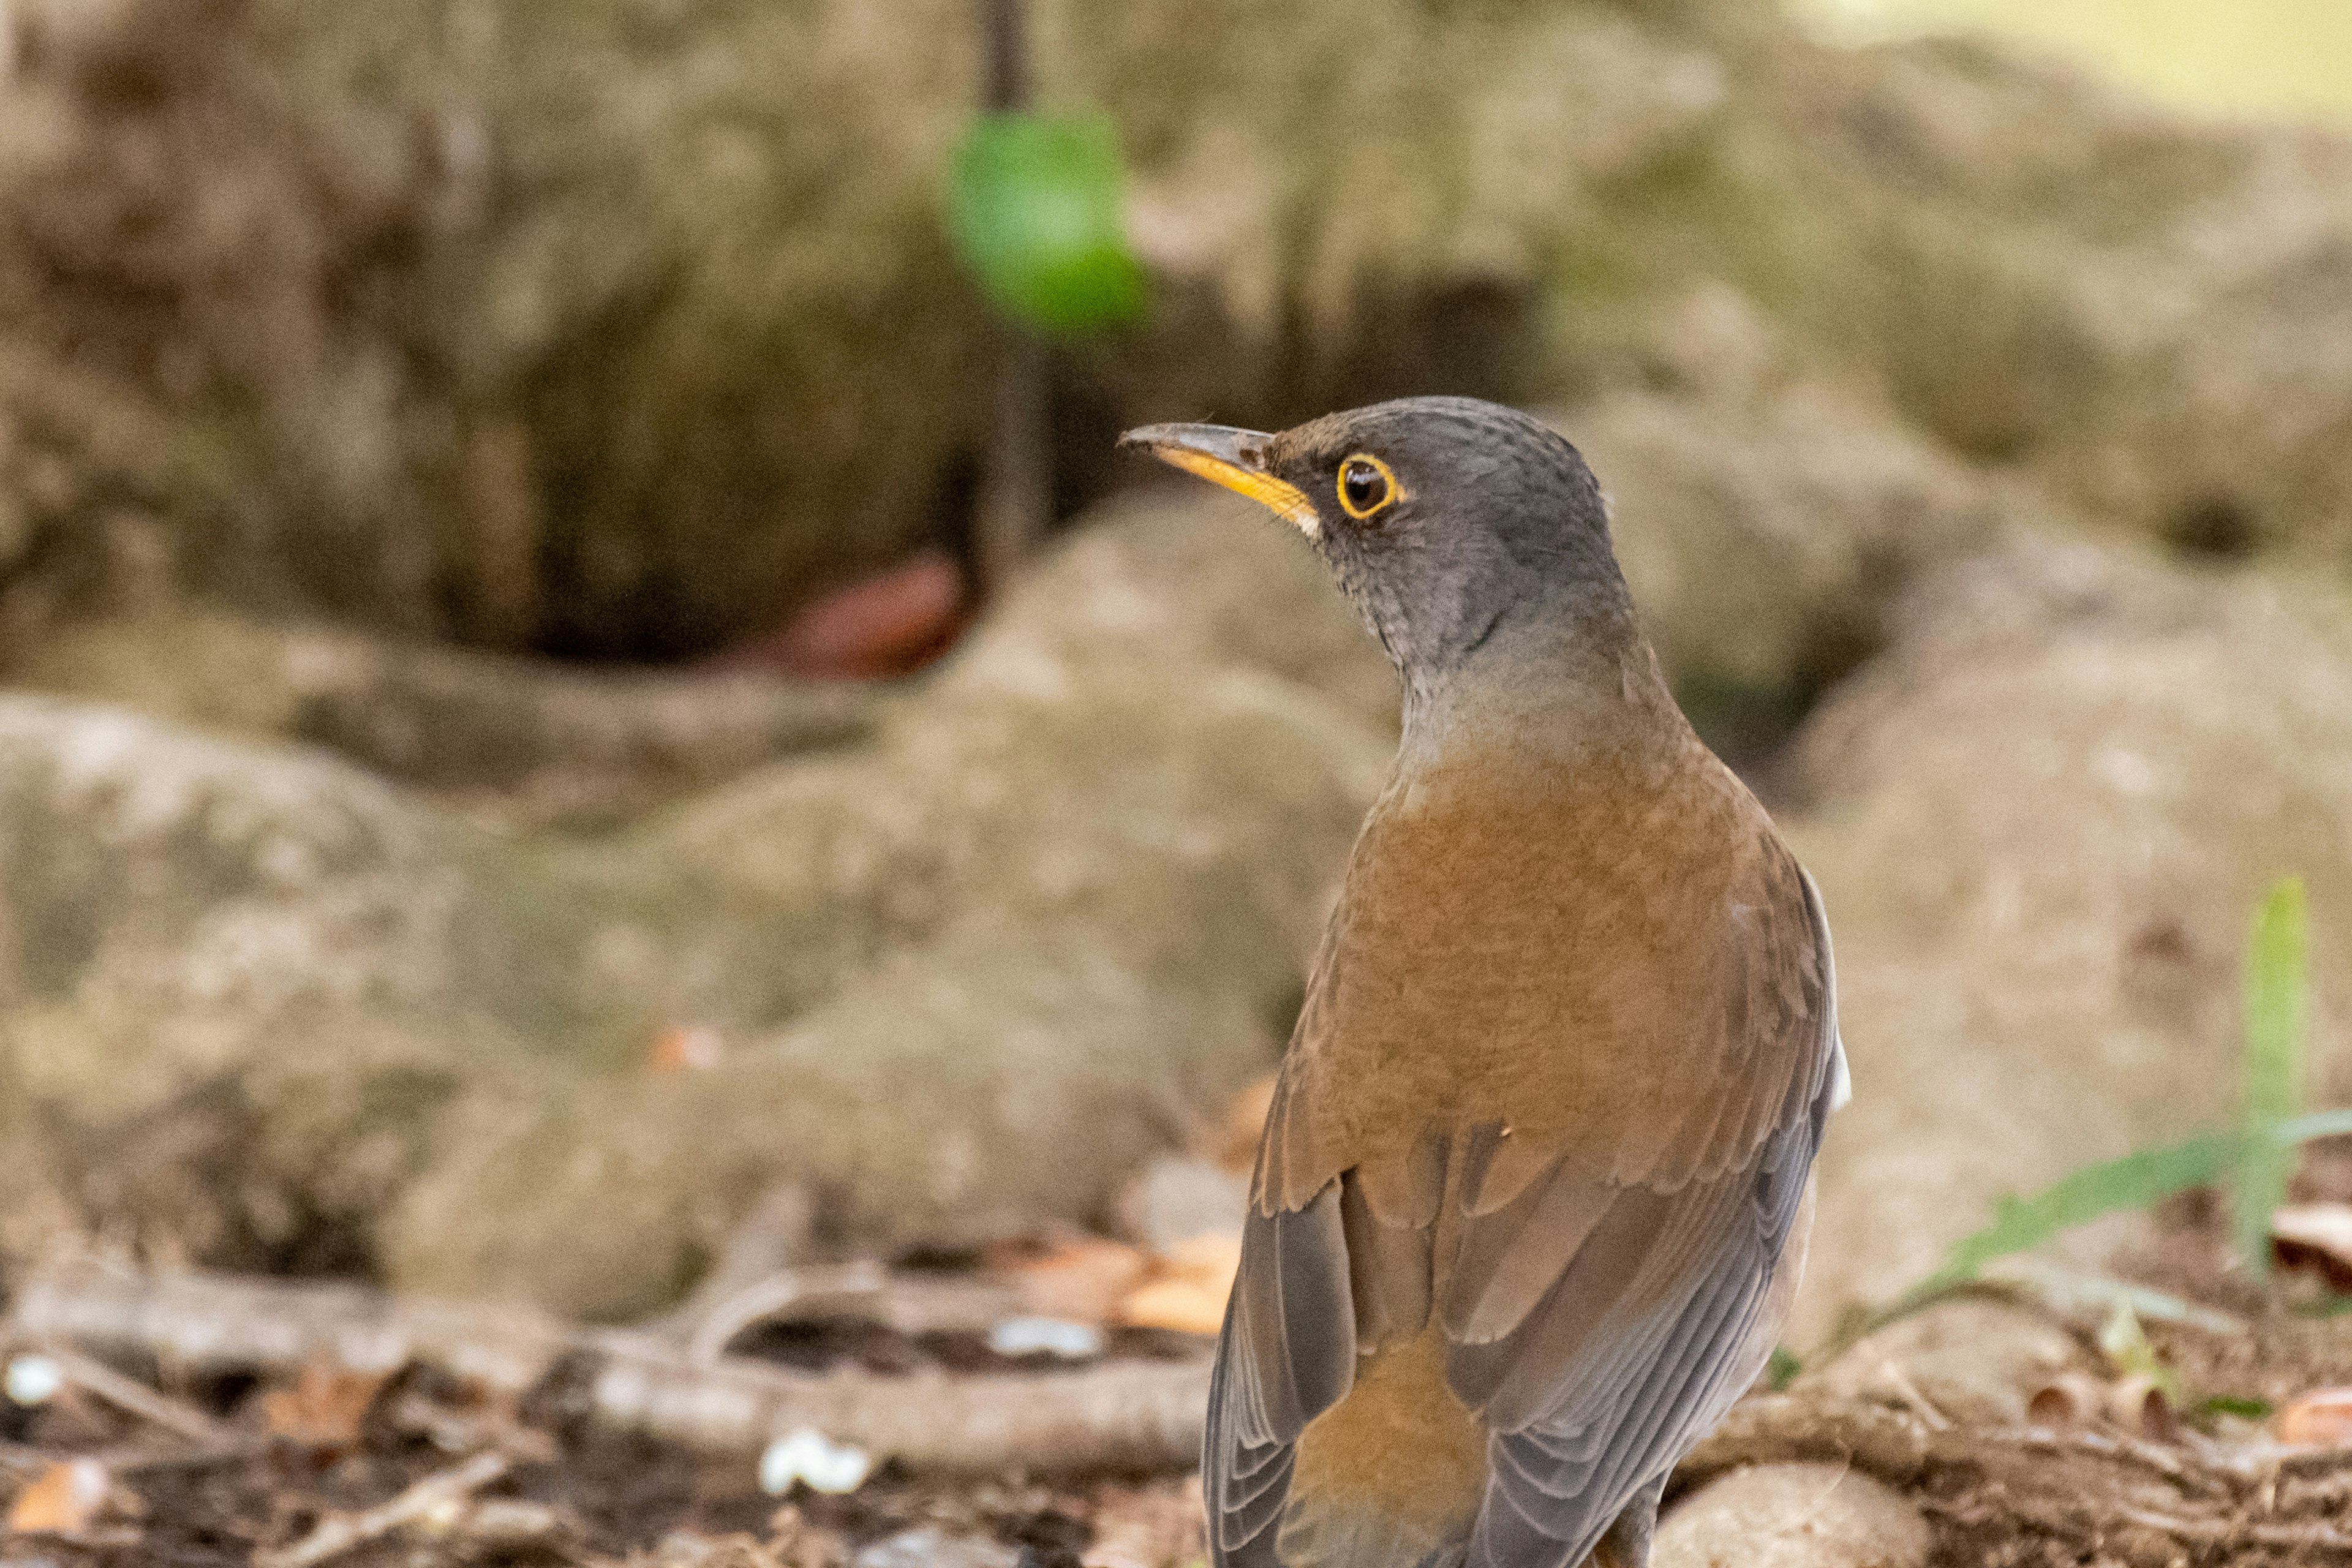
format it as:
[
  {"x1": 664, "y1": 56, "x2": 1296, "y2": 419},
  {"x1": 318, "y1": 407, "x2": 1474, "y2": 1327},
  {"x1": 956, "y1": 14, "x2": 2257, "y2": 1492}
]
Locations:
[
  {"x1": 948, "y1": 113, "x2": 1147, "y2": 335},
  {"x1": 1918, "y1": 1131, "x2": 2245, "y2": 1297},
  {"x1": 1764, "y1": 1346, "x2": 1802, "y2": 1392},
  {"x1": 2235, "y1": 875, "x2": 2310, "y2": 1274},
  {"x1": 2199, "y1": 1395, "x2": 2272, "y2": 1419}
]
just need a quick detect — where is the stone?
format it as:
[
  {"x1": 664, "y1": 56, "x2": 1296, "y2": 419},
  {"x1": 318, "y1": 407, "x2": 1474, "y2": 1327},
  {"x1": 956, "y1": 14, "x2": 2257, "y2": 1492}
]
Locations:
[
  {"x1": 1655, "y1": 1463, "x2": 1930, "y2": 1568},
  {"x1": 1558, "y1": 285, "x2": 2057, "y2": 756},
  {"x1": 12, "y1": 608, "x2": 876, "y2": 822},
  {"x1": 0, "y1": 499, "x2": 1388, "y2": 1317},
  {"x1": 1784, "y1": 535, "x2": 2352, "y2": 1334}
]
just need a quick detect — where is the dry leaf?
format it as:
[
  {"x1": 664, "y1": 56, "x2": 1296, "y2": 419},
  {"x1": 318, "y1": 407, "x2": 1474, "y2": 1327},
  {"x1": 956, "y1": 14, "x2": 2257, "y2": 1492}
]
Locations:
[
  {"x1": 2108, "y1": 1373, "x2": 2177, "y2": 1441},
  {"x1": 650, "y1": 1024, "x2": 725, "y2": 1074},
  {"x1": 714, "y1": 551, "x2": 967, "y2": 681},
  {"x1": 7, "y1": 1458, "x2": 110, "y2": 1534},
  {"x1": 2278, "y1": 1387, "x2": 2352, "y2": 1446},
  {"x1": 1115, "y1": 1234, "x2": 1242, "y2": 1336},
  {"x1": 1084, "y1": 1480, "x2": 1206, "y2": 1568},
  {"x1": 262, "y1": 1360, "x2": 390, "y2": 1446},
  {"x1": 2024, "y1": 1373, "x2": 2106, "y2": 1427},
  {"x1": 997, "y1": 1236, "x2": 1151, "y2": 1324},
  {"x1": 2273, "y1": 1204, "x2": 2352, "y2": 1291}
]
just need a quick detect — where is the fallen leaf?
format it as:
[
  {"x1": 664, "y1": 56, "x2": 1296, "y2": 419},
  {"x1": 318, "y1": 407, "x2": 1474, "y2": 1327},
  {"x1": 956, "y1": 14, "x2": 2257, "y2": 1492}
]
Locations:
[
  {"x1": 1084, "y1": 1480, "x2": 1206, "y2": 1568},
  {"x1": 262, "y1": 1360, "x2": 390, "y2": 1447},
  {"x1": 712, "y1": 552, "x2": 968, "y2": 682},
  {"x1": 650, "y1": 1024, "x2": 725, "y2": 1074},
  {"x1": 1115, "y1": 1234, "x2": 1242, "y2": 1337},
  {"x1": 7, "y1": 1458, "x2": 110, "y2": 1534},
  {"x1": 2108, "y1": 1372, "x2": 2177, "y2": 1441},
  {"x1": 2278, "y1": 1387, "x2": 2352, "y2": 1446},
  {"x1": 997, "y1": 1235, "x2": 1151, "y2": 1324},
  {"x1": 2272, "y1": 1203, "x2": 2352, "y2": 1291},
  {"x1": 2025, "y1": 1373, "x2": 2106, "y2": 1427}
]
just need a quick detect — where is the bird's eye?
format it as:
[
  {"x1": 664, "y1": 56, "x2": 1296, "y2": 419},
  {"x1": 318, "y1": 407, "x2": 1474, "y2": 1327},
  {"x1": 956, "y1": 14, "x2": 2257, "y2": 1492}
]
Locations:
[{"x1": 1336, "y1": 454, "x2": 1398, "y2": 519}]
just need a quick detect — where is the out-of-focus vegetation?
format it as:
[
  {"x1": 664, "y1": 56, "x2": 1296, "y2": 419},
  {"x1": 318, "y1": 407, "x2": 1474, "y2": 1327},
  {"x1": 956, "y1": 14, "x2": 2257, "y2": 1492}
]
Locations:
[{"x1": 949, "y1": 114, "x2": 1147, "y2": 337}]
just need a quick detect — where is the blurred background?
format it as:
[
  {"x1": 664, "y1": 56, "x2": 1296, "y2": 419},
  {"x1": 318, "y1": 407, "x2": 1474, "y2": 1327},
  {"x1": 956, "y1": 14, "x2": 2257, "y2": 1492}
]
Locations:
[{"x1": 0, "y1": 0, "x2": 2348, "y2": 1390}]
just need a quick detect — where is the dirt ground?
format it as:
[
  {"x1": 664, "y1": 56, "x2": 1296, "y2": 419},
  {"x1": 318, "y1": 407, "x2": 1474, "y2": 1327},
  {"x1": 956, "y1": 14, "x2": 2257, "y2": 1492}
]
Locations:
[{"x1": 11, "y1": 1213, "x2": 2352, "y2": 1568}]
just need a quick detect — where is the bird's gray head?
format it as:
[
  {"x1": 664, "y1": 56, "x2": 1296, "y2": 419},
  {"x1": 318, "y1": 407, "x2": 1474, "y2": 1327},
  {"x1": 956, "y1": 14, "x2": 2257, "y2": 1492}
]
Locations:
[{"x1": 1120, "y1": 397, "x2": 1637, "y2": 699}]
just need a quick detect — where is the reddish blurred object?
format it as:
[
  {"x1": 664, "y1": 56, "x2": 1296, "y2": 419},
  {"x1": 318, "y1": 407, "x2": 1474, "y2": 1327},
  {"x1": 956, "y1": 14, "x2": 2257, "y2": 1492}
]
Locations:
[
  {"x1": 261, "y1": 1360, "x2": 388, "y2": 1447},
  {"x1": 1115, "y1": 1232, "x2": 1242, "y2": 1337},
  {"x1": 649, "y1": 1023, "x2": 725, "y2": 1074},
  {"x1": 7, "y1": 1458, "x2": 110, "y2": 1533},
  {"x1": 2277, "y1": 1387, "x2": 2352, "y2": 1446},
  {"x1": 710, "y1": 551, "x2": 968, "y2": 680},
  {"x1": 994, "y1": 1235, "x2": 1151, "y2": 1324},
  {"x1": 2272, "y1": 1203, "x2": 2352, "y2": 1291}
]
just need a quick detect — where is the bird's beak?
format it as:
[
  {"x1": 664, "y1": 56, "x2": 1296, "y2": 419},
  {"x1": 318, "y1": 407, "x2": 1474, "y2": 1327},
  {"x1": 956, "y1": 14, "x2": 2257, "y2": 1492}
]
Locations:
[{"x1": 1118, "y1": 423, "x2": 1321, "y2": 540}]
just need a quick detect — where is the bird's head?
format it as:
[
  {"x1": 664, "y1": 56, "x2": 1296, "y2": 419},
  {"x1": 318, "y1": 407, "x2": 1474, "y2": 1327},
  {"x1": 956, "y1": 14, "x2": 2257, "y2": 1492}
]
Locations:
[{"x1": 1120, "y1": 397, "x2": 1637, "y2": 700}]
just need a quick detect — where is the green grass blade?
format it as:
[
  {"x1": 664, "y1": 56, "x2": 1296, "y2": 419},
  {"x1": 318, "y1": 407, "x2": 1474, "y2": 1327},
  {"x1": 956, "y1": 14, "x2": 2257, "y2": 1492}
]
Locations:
[
  {"x1": 1917, "y1": 1132, "x2": 2246, "y2": 1296},
  {"x1": 2235, "y1": 876, "x2": 2310, "y2": 1275}
]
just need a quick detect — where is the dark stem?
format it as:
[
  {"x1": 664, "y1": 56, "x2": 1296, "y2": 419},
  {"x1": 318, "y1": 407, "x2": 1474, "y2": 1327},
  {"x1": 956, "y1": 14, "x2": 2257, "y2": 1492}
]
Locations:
[
  {"x1": 982, "y1": 0, "x2": 1027, "y2": 111},
  {"x1": 971, "y1": 0, "x2": 1047, "y2": 602},
  {"x1": 974, "y1": 337, "x2": 1049, "y2": 600}
]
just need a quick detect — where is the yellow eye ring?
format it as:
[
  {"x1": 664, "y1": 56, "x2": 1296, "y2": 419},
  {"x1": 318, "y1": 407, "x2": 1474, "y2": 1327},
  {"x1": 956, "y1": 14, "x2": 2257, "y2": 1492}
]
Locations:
[{"x1": 1336, "y1": 453, "x2": 1400, "y2": 520}]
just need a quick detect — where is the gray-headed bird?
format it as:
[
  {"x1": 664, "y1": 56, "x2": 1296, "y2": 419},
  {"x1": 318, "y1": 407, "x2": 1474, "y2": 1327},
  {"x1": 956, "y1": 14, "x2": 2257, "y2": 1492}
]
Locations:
[{"x1": 1121, "y1": 398, "x2": 1848, "y2": 1568}]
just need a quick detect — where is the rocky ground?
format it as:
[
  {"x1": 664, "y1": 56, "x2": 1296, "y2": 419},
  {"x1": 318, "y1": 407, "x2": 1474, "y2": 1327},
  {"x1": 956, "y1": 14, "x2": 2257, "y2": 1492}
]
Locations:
[{"x1": 9, "y1": 1217, "x2": 2352, "y2": 1568}]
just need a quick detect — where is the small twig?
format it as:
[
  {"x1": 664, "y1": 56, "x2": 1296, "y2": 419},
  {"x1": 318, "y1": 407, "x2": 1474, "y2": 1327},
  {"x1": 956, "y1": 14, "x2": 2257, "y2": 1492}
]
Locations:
[
  {"x1": 258, "y1": 1448, "x2": 510, "y2": 1568},
  {"x1": 1989, "y1": 1425, "x2": 2193, "y2": 1482},
  {"x1": 2111, "y1": 1502, "x2": 2352, "y2": 1552},
  {"x1": 16, "y1": 1264, "x2": 1208, "y2": 1472},
  {"x1": 1869, "y1": 1351, "x2": 1951, "y2": 1432},
  {"x1": 31, "y1": 1344, "x2": 235, "y2": 1446}
]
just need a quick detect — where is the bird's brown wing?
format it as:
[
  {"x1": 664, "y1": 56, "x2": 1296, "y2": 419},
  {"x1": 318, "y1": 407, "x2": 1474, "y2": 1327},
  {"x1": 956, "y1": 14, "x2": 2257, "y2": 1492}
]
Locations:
[{"x1": 1205, "y1": 790, "x2": 1841, "y2": 1568}]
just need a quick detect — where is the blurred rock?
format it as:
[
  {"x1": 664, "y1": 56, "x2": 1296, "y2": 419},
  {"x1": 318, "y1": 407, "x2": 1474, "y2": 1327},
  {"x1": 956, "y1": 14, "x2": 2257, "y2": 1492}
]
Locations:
[
  {"x1": 1730, "y1": 37, "x2": 2352, "y2": 570},
  {"x1": 976, "y1": 488, "x2": 1397, "y2": 736},
  {"x1": 1785, "y1": 535, "x2": 2352, "y2": 1333},
  {"x1": 1559, "y1": 286, "x2": 2055, "y2": 760},
  {"x1": 1656, "y1": 1463, "x2": 1929, "y2": 1568},
  {"x1": 387, "y1": 553, "x2": 1385, "y2": 1312},
  {"x1": 14, "y1": 608, "x2": 875, "y2": 823},
  {"x1": 0, "y1": 501, "x2": 1384, "y2": 1316}
]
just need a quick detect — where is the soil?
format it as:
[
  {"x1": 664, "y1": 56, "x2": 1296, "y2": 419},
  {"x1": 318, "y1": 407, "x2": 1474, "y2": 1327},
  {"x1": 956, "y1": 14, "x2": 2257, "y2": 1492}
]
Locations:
[{"x1": 11, "y1": 1214, "x2": 2352, "y2": 1568}]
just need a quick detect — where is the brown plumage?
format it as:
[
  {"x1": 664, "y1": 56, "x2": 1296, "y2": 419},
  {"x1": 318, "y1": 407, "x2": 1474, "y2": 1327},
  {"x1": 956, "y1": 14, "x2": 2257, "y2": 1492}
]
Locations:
[{"x1": 1121, "y1": 399, "x2": 1845, "y2": 1568}]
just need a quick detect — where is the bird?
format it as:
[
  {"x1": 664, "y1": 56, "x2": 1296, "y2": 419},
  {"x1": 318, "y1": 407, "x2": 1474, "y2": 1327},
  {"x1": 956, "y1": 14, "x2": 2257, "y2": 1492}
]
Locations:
[{"x1": 1118, "y1": 398, "x2": 1848, "y2": 1568}]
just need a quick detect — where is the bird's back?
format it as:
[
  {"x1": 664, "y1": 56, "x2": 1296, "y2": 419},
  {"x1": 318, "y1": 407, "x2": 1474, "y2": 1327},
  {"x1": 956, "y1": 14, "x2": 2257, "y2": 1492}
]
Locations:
[{"x1": 1208, "y1": 724, "x2": 1841, "y2": 1568}]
